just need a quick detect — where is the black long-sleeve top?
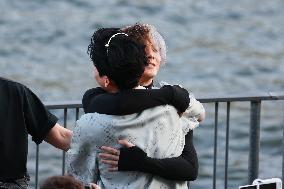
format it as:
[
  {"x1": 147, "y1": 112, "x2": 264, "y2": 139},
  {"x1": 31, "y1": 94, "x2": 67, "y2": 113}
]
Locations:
[
  {"x1": 119, "y1": 131, "x2": 198, "y2": 181},
  {"x1": 82, "y1": 85, "x2": 198, "y2": 181},
  {"x1": 83, "y1": 85, "x2": 189, "y2": 115}
]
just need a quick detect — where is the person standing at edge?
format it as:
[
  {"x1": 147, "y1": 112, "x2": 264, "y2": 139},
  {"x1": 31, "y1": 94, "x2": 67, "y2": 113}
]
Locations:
[{"x1": 0, "y1": 77, "x2": 72, "y2": 189}]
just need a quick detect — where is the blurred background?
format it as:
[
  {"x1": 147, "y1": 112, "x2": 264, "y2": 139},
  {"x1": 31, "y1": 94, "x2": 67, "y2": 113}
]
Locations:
[{"x1": 0, "y1": 0, "x2": 283, "y2": 188}]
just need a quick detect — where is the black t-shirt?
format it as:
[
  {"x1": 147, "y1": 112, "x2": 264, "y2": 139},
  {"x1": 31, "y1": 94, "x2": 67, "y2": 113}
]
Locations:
[{"x1": 0, "y1": 78, "x2": 58, "y2": 180}]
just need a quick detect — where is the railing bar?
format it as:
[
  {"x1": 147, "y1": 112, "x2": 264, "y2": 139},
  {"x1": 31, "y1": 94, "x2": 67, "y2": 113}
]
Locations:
[
  {"x1": 45, "y1": 101, "x2": 82, "y2": 109},
  {"x1": 197, "y1": 91, "x2": 284, "y2": 103},
  {"x1": 62, "y1": 108, "x2": 67, "y2": 175},
  {"x1": 282, "y1": 109, "x2": 284, "y2": 182},
  {"x1": 213, "y1": 102, "x2": 219, "y2": 189},
  {"x1": 44, "y1": 91, "x2": 284, "y2": 108},
  {"x1": 35, "y1": 145, "x2": 39, "y2": 189},
  {"x1": 224, "y1": 102, "x2": 230, "y2": 189},
  {"x1": 248, "y1": 101, "x2": 261, "y2": 183}
]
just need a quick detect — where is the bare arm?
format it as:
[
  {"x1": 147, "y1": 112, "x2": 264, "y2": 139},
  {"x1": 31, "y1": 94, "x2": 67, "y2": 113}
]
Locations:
[{"x1": 44, "y1": 123, "x2": 73, "y2": 151}]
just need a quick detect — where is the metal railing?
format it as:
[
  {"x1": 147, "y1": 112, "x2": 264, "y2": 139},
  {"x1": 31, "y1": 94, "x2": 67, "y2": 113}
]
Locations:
[
  {"x1": 197, "y1": 92, "x2": 283, "y2": 189},
  {"x1": 32, "y1": 92, "x2": 284, "y2": 189}
]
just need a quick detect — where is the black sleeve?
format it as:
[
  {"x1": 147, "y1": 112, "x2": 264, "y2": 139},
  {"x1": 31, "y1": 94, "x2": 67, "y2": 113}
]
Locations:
[
  {"x1": 84, "y1": 85, "x2": 189, "y2": 115},
  {"x1": 82, "y1": 87, "x2": 106, "y2": 113},
  {"x1": 118, "y1": 130, "x2": 198, "y2": 181},
  {"x1": 23, "y1": 86, "x2": 58, "y2": 144}
]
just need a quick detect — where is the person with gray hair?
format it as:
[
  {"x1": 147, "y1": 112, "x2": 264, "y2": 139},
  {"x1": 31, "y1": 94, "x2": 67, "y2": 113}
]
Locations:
[{"x1": 98, "y1": 23, "x2": 205, "y2": 182}]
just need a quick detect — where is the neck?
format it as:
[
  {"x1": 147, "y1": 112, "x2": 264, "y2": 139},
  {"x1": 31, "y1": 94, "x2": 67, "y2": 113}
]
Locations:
[
  {"x1": 139, "y1": 76, "x2": 153, "y2": 87},
  {"x1": 104, "y1": 86, "x2": 119, "y2": 93},
  {"x1": 108, "y1": 89, "x2": 119, "y2": 93}
]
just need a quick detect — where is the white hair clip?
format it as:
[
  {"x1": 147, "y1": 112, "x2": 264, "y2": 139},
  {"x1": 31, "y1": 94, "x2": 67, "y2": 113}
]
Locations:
[{"x1": 105, "y1": 32, "x2": 128, "y2": 48}]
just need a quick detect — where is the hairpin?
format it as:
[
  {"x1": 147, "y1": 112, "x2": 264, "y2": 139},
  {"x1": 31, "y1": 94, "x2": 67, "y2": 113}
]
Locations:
[{"x1": 105, "y1": 33, "x2": 128, "y2": 53}]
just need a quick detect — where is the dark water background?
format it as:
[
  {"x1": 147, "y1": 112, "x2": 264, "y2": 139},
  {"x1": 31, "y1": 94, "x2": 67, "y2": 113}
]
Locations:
[{"x1": 0, "y1": 0, "x2": 283, "y2": 188}]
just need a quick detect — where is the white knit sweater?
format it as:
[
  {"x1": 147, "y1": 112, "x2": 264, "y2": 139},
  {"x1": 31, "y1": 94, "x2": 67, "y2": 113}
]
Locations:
[{"x1": 67, "y1": 105, "x2": 190, "y2": 189}]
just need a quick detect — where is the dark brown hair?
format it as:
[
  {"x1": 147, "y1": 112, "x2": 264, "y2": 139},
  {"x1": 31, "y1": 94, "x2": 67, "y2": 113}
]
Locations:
[
  {"x1": 123, "y1": 24, "x2": 151, "y2": 46},
  {"x1": 40, "y1": 175, "x2": 84, "y2": 189}
]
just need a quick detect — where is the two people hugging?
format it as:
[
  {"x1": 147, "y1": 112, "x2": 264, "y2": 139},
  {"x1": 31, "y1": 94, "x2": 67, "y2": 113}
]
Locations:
[{"x1": 67, "y1": 23, "x2": 205, "y2": 189}]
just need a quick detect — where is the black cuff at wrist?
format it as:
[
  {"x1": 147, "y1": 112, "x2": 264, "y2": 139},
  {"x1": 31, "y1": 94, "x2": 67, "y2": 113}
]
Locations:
[{"x1": 118, "y1": 146, "x2": 147, "y2": 171}]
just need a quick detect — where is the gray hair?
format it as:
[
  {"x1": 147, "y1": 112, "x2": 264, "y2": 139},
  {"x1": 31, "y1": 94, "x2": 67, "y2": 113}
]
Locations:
[
  {"x1": 147, "y1": 24, "x2": 167, "y2": 65},
  {"x1": 122, "y1": 23, "x2": 167, "y2": 64}
]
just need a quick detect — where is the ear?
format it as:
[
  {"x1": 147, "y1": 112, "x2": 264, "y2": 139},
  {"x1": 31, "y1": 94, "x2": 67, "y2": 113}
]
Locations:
[
  {"x1": 105, "y1": 77, "x2": 117, "y2": 87},
  {"x1": 102, "y1": 76, "x2": 111, "y2": 88}
]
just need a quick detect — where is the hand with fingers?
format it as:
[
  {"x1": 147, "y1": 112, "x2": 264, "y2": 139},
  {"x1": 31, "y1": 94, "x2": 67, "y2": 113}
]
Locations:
[
  {"x1": 89, "y1": 183, "x2": 101, "y2": 189},
  {"x1": 99, "y1": 140, "x2": 135, "y2": 172}
]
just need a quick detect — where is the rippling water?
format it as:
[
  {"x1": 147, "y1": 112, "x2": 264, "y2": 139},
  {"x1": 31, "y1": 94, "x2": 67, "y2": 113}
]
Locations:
[{"x1": 0, "y1": 0, "x2": 283, "y2": 188}]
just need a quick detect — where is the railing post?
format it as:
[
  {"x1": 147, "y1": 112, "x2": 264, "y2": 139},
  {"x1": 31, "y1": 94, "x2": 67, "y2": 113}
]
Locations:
[
  {"x1": 35, "y1": 145, "x2": 39, "y2": 189},
  {"x1": 213, "y1": 102, "x2": 219, "y2": 189},
  {"x1": 62, "y1": 108, "x2": 67, "y2": 175},
  {"x1": 282, "y1": 112, "x2": 284, "y2": 183},
  {"x1": 248, "y1": 100, "x2": 261, "y2": 183},
  {"x1": 224, "y1": 102, "x2": 230, "y2": 189}
]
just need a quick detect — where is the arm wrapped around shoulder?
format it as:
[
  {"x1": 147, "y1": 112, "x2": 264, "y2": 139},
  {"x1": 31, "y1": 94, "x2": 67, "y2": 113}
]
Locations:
[{"x1": 169, "y1": 85, "x2": 190, "y2": 114}]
